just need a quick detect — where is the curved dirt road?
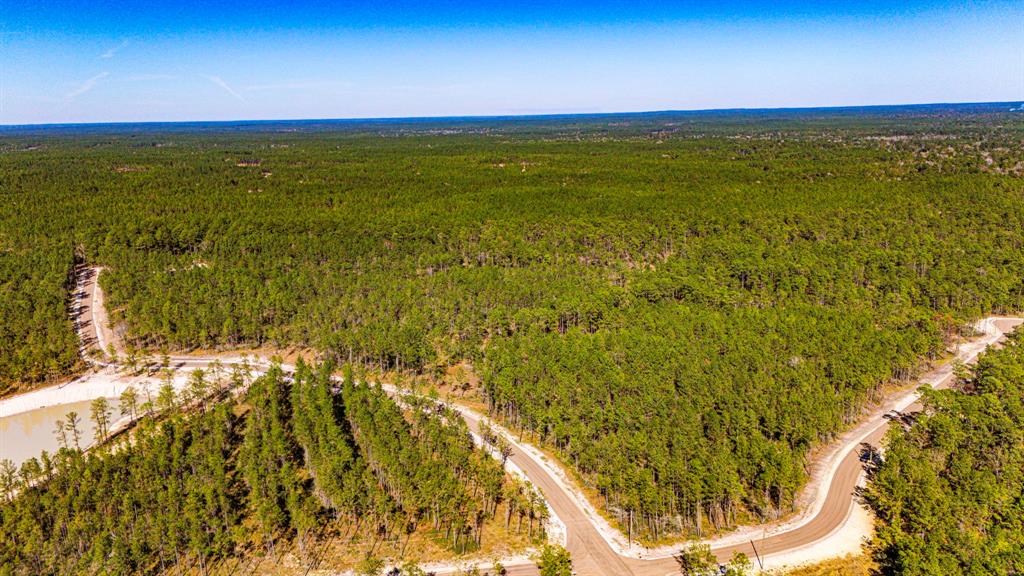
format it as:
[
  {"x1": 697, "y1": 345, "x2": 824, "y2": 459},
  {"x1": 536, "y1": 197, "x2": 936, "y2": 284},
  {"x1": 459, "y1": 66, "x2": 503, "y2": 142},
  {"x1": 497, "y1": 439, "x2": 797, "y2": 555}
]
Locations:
[
  {"x1": 5, "y1": 267, "x2": 1021, "y2": 575},
  {"x1": 440, "y1": 317, "x2": 1022, "y2": 576}
]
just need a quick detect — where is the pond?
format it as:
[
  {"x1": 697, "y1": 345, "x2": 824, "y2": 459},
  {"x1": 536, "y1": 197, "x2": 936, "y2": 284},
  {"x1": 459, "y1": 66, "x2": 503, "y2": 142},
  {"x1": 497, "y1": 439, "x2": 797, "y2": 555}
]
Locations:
[{"x1": 0, "y1": 398, "x2": 121, "y2": 467}]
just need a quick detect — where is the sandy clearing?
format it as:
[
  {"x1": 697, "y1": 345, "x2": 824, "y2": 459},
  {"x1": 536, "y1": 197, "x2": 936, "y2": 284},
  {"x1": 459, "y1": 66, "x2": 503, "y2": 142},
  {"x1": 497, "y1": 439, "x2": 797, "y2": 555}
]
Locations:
[{"x1": 0, "y1": 368, "x2": 198, "y2": 419}]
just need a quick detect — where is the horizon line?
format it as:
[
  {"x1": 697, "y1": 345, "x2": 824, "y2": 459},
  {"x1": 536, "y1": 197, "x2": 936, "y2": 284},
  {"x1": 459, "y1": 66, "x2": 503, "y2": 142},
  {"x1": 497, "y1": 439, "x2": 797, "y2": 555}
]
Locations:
[{"x1": 2, "y1": 99, "x2": 1022, "y2": 130}]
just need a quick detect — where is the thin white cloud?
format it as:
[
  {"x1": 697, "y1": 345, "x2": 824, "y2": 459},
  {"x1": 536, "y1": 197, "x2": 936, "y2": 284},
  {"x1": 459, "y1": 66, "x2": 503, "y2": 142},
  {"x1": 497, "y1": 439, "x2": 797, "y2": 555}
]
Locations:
[
  {"x1": 128, "y1": 73, "x2": 179, "y2": 82},
  {"x1": 244, "y1": 80, "x2": 353, "y2": 92},
  {"x1": 64, "y1": 72, "x2": 109, "y2": 102},
  {"x1": 100, "y1": 40, "x2": 129, "y2": 59},
  {"x1": 204, "y1": 75, "x2": 246, "y2": 103}
]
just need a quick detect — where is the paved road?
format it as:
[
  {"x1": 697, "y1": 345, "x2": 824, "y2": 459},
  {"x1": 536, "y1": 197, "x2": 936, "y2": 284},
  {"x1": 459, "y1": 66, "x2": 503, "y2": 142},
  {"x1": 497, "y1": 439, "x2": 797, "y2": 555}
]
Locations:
[{"x1": 67, "y1": 267, "x2": 1024, "y2": 575}]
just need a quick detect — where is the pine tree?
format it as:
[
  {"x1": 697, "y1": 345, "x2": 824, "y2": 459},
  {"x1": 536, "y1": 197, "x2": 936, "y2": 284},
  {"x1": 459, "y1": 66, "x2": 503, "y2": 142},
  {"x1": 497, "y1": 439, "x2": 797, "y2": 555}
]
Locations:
[
  {"x1": 90, "y1": 397, "x2": 111, "y2": 443},
  {"x1": 65, "y1": 411, "x2": 82, "y2": 450}
]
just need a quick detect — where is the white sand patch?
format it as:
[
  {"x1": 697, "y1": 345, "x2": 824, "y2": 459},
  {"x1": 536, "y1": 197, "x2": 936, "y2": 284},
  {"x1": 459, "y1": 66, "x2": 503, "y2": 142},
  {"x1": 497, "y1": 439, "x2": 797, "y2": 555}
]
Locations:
[{"x1": 1, "y1": 367, "x2": 196, "y2": 418}]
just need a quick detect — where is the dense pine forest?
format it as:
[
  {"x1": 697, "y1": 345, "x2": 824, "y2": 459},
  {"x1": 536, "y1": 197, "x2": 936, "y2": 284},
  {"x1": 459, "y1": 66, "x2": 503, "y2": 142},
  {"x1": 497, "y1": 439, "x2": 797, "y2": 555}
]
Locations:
[
  {"x1": 2, "y1": 103, "x2": 1024, "y2": 543},
  {"x1": 865, "y1": 332, "x2": 1024, "y2": 575},
  {"x1": 0, "y1": 361, "x2": 543, "y2": 574}
]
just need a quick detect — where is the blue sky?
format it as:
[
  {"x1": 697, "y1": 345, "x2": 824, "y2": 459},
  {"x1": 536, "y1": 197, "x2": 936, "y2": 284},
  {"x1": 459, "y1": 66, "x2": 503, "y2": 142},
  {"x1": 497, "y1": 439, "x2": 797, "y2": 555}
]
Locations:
[{"x1": 1, "y1": 1, "x2": 1021, "y2": 124}]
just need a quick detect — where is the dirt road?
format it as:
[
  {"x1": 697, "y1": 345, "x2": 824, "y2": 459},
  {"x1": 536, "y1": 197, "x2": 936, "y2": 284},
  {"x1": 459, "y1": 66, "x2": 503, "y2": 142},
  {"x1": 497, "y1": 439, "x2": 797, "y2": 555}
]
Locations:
[{"x1": 73, "y1": 265, "x2": 120, "y2": 361}]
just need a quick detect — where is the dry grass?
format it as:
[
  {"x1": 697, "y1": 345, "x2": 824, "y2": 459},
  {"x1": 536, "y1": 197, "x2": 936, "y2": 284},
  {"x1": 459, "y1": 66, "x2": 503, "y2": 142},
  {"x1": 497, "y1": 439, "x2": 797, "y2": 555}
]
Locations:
[
  {"x1": 172, "y1": 508, "x2": 536, "y2": 576},
  {"x1": 780, "y1": 554, "x2": 875, "y2": 576}
]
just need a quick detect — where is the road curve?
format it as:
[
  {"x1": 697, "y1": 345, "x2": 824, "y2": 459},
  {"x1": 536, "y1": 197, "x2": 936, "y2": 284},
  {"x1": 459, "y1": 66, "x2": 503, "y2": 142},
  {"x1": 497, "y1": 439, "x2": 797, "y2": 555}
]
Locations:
[
  {"x1": 6, "y1": 267, "x2": 1022, "y2": 575},
  {"x1": 429, "y1": 317, "x2": 1023, "y2": 575}
]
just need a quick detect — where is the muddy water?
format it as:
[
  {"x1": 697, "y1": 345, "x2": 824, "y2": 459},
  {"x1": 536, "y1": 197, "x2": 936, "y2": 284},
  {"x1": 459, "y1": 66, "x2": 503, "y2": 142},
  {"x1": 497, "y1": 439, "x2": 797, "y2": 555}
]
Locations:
[{"x1": 0, "y1": 398, "x2": 120, "y2": 467}]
